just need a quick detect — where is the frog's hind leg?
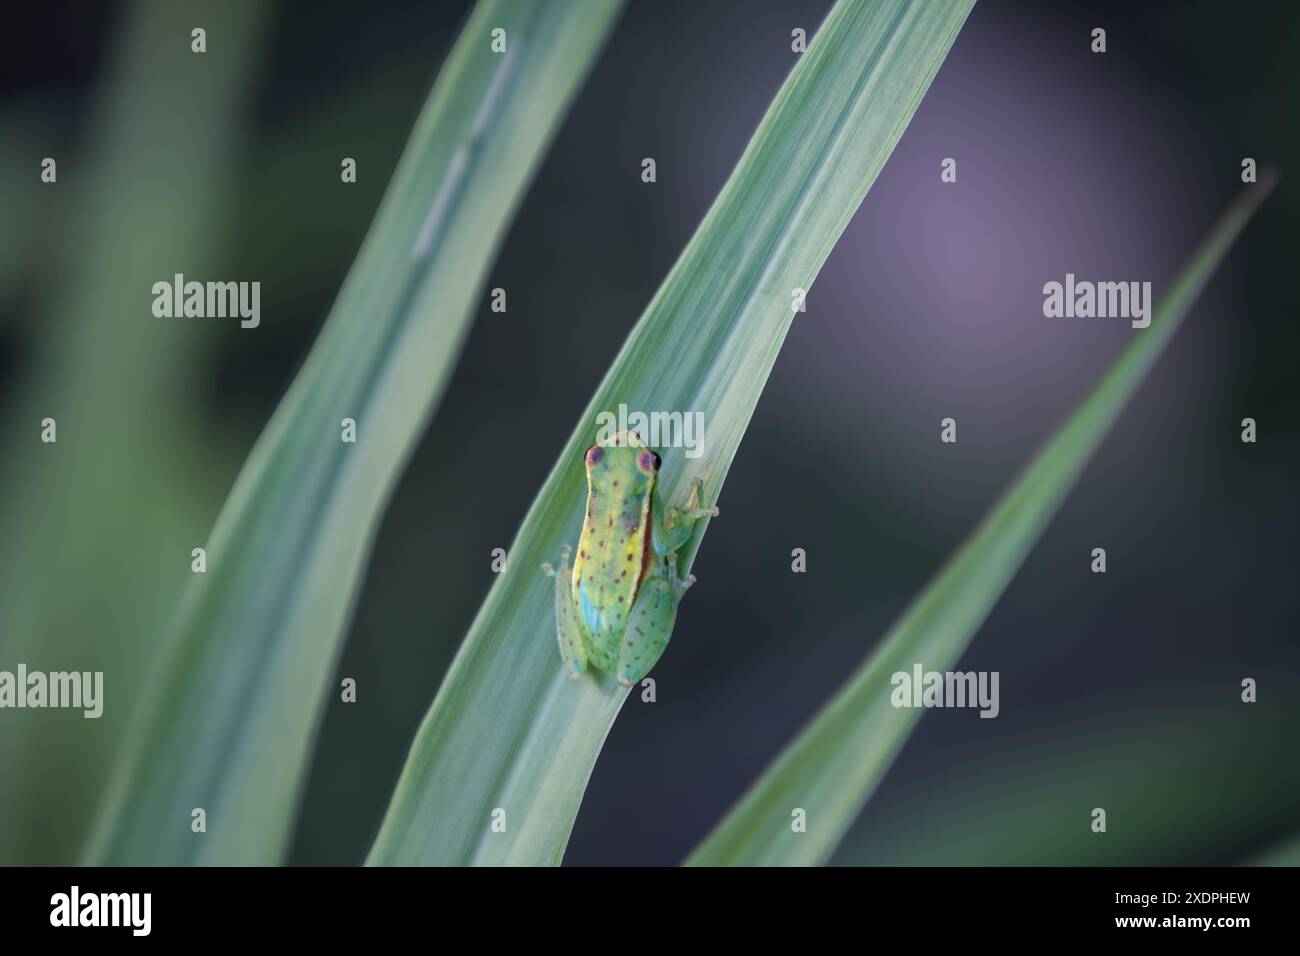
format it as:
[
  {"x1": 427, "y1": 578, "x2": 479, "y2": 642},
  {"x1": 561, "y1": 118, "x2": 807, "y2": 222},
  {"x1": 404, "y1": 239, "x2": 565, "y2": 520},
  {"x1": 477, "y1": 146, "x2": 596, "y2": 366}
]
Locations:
[
  {"x1": 614, "y1": 560, "x2": 693, "y2": 687},
  {"x1": 543, "y1": 545, "x2": 587, "y2": 680}
]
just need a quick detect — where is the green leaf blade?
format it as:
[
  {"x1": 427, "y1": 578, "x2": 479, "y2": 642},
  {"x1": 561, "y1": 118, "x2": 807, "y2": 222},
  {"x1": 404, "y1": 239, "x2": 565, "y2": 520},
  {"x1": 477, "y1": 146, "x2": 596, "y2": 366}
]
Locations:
[
  {"x1": 686, "y1": 173, "x2": 1279, "y2": 867},
  {"x1": 368, "y1": 0, "x2": 976, "y2": 867},
  {"x1": 82, "y1": 0, "x2": 623, "y2": 866}
]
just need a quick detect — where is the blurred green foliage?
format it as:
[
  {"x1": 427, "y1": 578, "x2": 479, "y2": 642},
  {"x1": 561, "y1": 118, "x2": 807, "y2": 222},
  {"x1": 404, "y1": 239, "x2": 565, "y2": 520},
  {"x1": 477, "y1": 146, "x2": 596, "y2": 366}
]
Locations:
[{"x1": 0, "y1": 0, "x2": 272, "y2": 865}]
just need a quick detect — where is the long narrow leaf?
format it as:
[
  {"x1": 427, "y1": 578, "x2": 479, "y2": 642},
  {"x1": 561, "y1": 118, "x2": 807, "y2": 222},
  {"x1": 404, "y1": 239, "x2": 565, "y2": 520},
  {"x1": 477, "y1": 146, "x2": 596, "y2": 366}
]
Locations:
[
  {"x1": 83, "y1": 0, "x2": 622, "y2": 865},
  {"x1": 686, "y1": 175, "x2": 1278, "y2": 866},
  {"x1": 368, "y1": 0, "x2": 976, "y2": 867},
  {"x1": 830, "y1": 690, "x2": 1300, "y2": 865}
]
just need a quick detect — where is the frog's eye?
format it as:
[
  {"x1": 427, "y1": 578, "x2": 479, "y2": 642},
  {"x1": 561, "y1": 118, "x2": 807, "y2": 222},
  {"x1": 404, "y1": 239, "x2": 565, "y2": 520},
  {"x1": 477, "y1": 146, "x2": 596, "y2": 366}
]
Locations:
[
  {"x1": 585, "y1": 445, "x2": 604, "y2": 467},
  {"x1": 637, "y1": 450, "x2": 660, "y2": 474}
]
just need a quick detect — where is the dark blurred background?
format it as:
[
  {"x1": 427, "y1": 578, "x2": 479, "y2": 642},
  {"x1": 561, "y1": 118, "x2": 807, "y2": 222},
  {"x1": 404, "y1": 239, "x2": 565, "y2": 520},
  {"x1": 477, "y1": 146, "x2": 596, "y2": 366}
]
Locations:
[{"x1": 1, "y1": 0, "x2": 1296, "y2": 866}]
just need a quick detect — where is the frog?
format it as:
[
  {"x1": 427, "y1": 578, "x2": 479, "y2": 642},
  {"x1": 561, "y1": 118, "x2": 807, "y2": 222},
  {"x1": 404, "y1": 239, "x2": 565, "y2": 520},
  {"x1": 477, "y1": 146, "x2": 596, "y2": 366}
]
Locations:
[{"x1": 542, "y1": 430, "x2": 719, "y2": 686}]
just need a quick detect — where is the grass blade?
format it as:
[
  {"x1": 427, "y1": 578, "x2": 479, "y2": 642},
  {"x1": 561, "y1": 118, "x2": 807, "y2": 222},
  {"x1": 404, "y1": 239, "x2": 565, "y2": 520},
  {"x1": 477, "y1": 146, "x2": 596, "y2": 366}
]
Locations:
[
  {"x1": 83, "y1": 0, "x2": 622, "y2": 865},
  {"x1": 368, "y1": 0, "x2": 975, "y2": 867},
  {"x1": 831, "y1": 689, "x2": 1300, "y2": 865},
  {"x1": 686, "y1": 175, "x2": 1278, "y2": 866}
]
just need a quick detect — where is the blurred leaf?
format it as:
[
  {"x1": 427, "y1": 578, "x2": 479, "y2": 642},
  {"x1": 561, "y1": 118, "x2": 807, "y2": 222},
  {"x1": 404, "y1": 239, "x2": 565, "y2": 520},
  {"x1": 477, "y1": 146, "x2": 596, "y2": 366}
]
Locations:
[
  {"x1": 1251, "y1": 834, "x2": 1300, "y2": 866},
  {"x1": 0, "y1": 105, "x2": 55, "y2": 301},
  {"x1": 83, "y1": 0, "x2": 623, "y2": 865},
  {"x1": 0, "y1": 0, "x2": 272, "y2": 864},
  {"x1": 830, "y1": 689, "x2": 1300, "y2": 865},
  {"x1": 686, "y1": 175, "x2": 1278, "y2": 866},
  {"x1": 368, "y1": 0, "x2": 975, "y2": 867}
]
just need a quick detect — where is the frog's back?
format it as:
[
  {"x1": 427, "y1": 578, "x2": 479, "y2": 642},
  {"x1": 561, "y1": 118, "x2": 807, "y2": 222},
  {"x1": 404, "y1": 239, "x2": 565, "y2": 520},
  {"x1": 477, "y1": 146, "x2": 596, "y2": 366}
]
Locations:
[{"x1": 571, "y1": 442, "x2": 655, "y2": 669}]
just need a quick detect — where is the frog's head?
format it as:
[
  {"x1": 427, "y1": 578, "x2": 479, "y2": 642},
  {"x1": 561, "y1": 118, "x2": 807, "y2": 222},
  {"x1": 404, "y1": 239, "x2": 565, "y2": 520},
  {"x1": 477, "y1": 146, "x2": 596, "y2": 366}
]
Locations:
[{"x1": 585, "y1": 430, "x2": 660, "y2": 492}]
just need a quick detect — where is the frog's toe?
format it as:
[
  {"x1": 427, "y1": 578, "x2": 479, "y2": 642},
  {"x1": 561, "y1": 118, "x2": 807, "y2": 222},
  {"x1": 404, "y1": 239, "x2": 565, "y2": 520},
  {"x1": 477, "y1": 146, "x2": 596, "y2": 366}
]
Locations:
[
  {"x1": 616, "y1": 673, "x2": 635, "y2": 688},
  {"x1": 558, "y1": 637, "x2": 587, "y2": 681},
  {"x1": 685, "y1": 480, "x2": 719, "y2": 518},
  {"x1": 542, "y1": 544, "x2": 573, "y2": 576}
]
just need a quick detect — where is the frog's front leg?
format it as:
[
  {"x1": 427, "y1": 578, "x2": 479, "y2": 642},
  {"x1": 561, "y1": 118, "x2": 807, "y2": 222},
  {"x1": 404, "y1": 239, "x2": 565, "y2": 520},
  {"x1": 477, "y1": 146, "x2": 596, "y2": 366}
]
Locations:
[
  {"x1": 542, "y1": 545, "x2": 587, "y2": 680},
  {"x1": 614, "y1": 556, "x2": 695, "y2": 687},
  {"x1": 653, "y1": 477, "x2": 720, "y2": 555}
]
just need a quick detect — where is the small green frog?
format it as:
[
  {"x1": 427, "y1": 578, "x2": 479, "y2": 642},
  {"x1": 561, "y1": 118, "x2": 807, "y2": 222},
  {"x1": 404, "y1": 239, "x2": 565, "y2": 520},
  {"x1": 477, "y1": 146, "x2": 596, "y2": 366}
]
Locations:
[{"x1": 543, "y1": 430, "x2": 718, "y2": 686}]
